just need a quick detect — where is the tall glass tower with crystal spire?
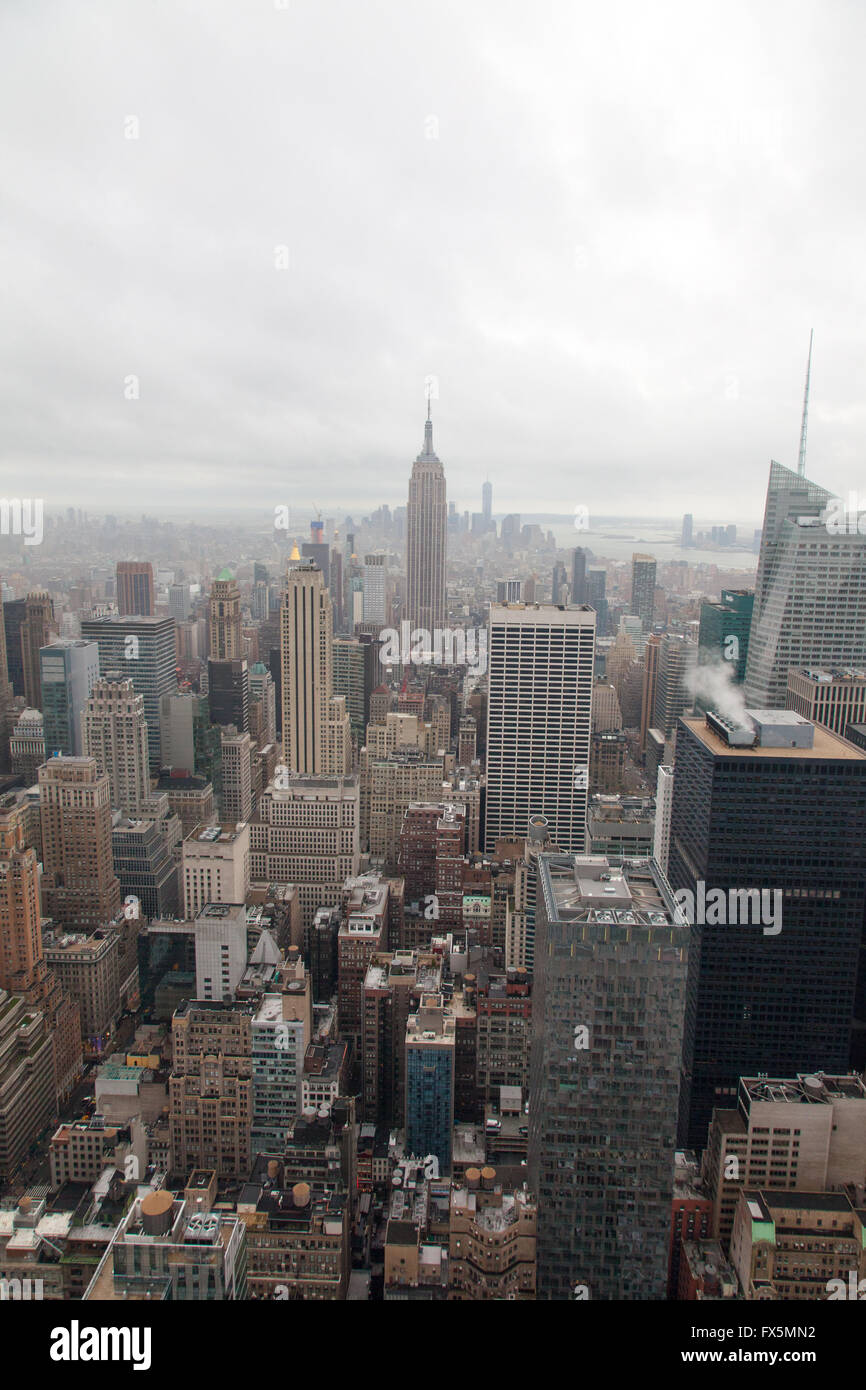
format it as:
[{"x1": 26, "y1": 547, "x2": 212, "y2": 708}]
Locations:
[
  {"x1": 743, "y1": 460, "x2": 866, "y2": 707},
  {"x1": 406, "y1": 404, "x2": 447, "y2": 632}
]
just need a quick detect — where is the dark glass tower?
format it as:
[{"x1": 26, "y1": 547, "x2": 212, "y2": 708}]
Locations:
[
  {"x1": 697, "y1": 589, "x2": 754, "y2": 690},
  {"x1": 571, "y1": 547, "x2": 587, "y2": 605},
  {"x1": 669, "y1": 711, "x2": 866, "y2": 1150},
  {"x1": 585, "y1": 568, "x2": 608, "y2": 635},
  {"x1": 529, "y1": 854, "x2": 688, "y2": 1300},
  {"x1": 630, "y1": 553, "x2": 657, "y2": 633},
  {"x1": 207, "y1": 658, "x2": 250, "y2": 733}
]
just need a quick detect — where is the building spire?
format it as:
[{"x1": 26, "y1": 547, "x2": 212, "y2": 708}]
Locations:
[
  {"x1": 797, "y1": 329, "x2": 813, "y2": 477},
  {"x1": 420, "y1": 385, "x2": 436, "y2": 459}
]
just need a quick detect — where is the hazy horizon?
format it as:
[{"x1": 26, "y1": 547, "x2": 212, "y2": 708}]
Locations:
[{"x1": 4, "y1": 1, "x2": 866, "y2": 518}]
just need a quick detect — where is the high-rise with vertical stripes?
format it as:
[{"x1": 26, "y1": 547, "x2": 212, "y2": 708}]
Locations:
[
  {"x1": 484, "y1": 602, "x2": 595, "y2": 856},
  {"x1": 280, "y1": 561, "x2": 351, "y2": 775}
]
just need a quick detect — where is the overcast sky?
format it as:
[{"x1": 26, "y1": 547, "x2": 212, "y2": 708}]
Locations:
[{"x1": 2, "y1": 0, "x2": 866, "y2": 523}]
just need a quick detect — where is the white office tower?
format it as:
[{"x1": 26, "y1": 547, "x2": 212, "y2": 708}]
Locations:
[
  {"x1": 194, "y1": 902, "x2": 248, "y2": 1002},
  {"x1": 744, "y1": 461, "x2": 866, "y2": 707},
  {"x1": 280, "y1": 562, "x2": 351, "y2": 775},
  {"x1": 405, "y1": 408, "x2": 447, "y2": 632},
  {"x1": 250, "y1": 773, "x2": 360, "y2": 932},
  {"x1": 652, "y1": 763, "x2": 674, "y2": 876},
  {"x1": 484, "y1": 603, "x2": 596, "y2": 853},
  {"x1": 82, "y1": 675, "x2": 151, "y2": 814},
  {"x1": 362, "y1": 554, "x2": 387, "y2": 626},
  {"x1": 182, "y1": 822, "x2": 251, "y2": 920}
]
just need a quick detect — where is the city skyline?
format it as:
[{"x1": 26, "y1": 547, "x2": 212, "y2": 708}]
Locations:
[{"x1": 4, "y1": 0, "x2": 866, "y2": 1330}]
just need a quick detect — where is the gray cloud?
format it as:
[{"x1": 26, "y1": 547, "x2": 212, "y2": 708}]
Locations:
[{"x1": 2, "y1": 0, "x2": 866, "y2": 522}]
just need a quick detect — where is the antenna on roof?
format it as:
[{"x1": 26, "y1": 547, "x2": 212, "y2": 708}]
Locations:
[{"x1": 797, "y1": 329, "x2": 813, "y2": 477}]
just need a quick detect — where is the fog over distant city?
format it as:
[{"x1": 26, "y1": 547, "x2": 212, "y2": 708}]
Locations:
[{"x1": 3, "y1": 0, "x2": 866, "y2": 517}]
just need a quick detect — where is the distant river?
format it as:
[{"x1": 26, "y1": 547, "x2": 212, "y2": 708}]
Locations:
[{"x1": 546, "y1": 521, "x2": 759, "y2": 569}]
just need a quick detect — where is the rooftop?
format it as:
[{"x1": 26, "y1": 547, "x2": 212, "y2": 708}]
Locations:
[
  {"x1": 539, "y1": 853, "x2": 685, "y2": 934},
  {"x1": 684, "y1": 715, "x2": 865, "y2": 761},
  {"x1": 741, "y1": 1073, "x2": 866, "y2": 1107},
  {"x1": 793, "y1": 667, "x2": 866, "y2": 684}
]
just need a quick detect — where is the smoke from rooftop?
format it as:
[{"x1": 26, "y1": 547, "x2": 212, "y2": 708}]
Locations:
[{"x1": 686, "y1": 656, "x2": 749, "y2": 726}]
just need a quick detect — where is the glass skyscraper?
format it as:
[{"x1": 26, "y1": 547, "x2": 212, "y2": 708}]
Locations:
[
  {"x1": 669, "y1": 710, "x2": 866, "y2": 1149},
  {"x1": 529, "y1": 853, "x2": 688, "y2": 1300},
  {"x1": 744, "y1": 461, "x2": 866, "y2": 707}
]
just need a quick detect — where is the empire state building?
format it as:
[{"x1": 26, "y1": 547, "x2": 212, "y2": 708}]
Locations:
[{"x1": 406, "y1": 405, "x2": 447, "y2": 632}]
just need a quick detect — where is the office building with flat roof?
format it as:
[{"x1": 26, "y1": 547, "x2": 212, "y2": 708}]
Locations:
[
  {"x1": 529, "y1": 853, "x2": 688, "y2": 1300},
  {"x1": 785, "y1": 666, "x2": 866, "y2": 736},
  {"x1": 485, "y1": 603, "x2": 595, "y2": 854},
  {"x1": 115, "y1": 561, "x2": 155, "y2": 618},
  {"x1": 40, "y1": 640, "x2": 99, "y2": 757},
  {"x1": 80, "y1": 615, "x2": 177, "y2": 771},
  {"x1": 669, "y1": 711, "x2": 866, "y2": 1149},
  {"x1": 703, "y1": 1072, "x2": 866, "y2": 1248},
  {"x1": 182, "y1": 822, "x2": 250, "y2": 920}
]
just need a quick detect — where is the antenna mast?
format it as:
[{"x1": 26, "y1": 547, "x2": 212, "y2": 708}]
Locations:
[{"x1": 797, "y1": 329, "x2": 813, "y2": 477}]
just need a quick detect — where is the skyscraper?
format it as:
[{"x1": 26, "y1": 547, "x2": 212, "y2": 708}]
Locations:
[
  {"x1": 652, "y1": 763, "x2": 674, "y2": 876},
  {"x1": 221, "y1": 729, "x2": 253, "y2": 823},
  {"x1": 208, "y1": 570, "x2": 242, "y2": 660},
  {"x1": 2, "y1": 597, "x2": 26, "y2": 699},
  {"x1": 630, "y1": 554, "x2": 657, "y2": 634},
  {"x1": 182, "y1": 822, "x2": 250, "y2": 920},
  {"x1": 639, "y1": 632, "x2": 661, "y2": 756},
  {"x1": 697, "y1": 589, "x2": 754, "y2": 691},
  {"x1": 208, "y1": 657, "x2": 250, "y2": 733},
  {"x1": 362, "y1": 554, "x2": 387, "y2": 626},
  {"x1": 301, "y1": 541, "x2": 330, "y2": 585},
  {"x1": 280, "y1": 561, "x2": 351, "y2": 775},
  {"x1": 39, "y1": 639, "x2": 99, "y2": 757},
  {"x1": 584, "y1": 568, "x2": 608, "y2": 635},
  {"x1": 405, "y1": 408, "x2": 447, "y2": 632},
  {"x1": 529, "y1": 854, "x2": 688, "y2": 1300},
  {"x1": 405, "y1": 993, "x2": 455, "y2": 1172},
  {"x1": 551, "y1": 560, "x2": 569, "y2": 605},
  {"x1": 250, "y1": 773, "x2": 360, "y2": 931},
  {"x1": 0, "y1": 806, "x2": 51, "y2": 999},
  {"x1": 495, "y1": 578, "x2": 522, "y2": 603},
  {"x1": 482, "y1": 479, "x2": 492, "y2": 529},
  {"x1": 0, "y1": 588, "x2": 13, "y2": 771},
  {"x1": 0, "y1": 798, "x2": 83, "y2": 1102},
  {"x1": 21, "y1": 591, "x2": 58, "y2": 707},
  {"x1": 484, "y1": 603, "x2": 595, "y2": 853},
  {"x1": 82, "y1": 674, "x2": 151, "y2": 814},
  {"x1": 744, "y1": 461, "x2": 866, "y2": 707},
  {"x1": 169, "y1": 582, "x2": 192, "y2": 622},
  {"x1": 116, "y1": 562, "x2": 155, "y2": 618},
  {"x1": 785, "y1": 666, "x2": 866, "y2": 736},
  {"x1": 571, "y1": 548, "x2": 587, "y2": 605},
  {"x1": 333, "y1": 636, "x2": 377, "y2": 746},
  {"x1": 80, "y1": 615, "x2": 177, "y2": 771},
  {"x1": 9, "y1": 708, "x2": 45, "y2": 783},
  {"x1": 669, "y1": 710, "x2": 866, "y2": 1149},
  {"x1": 39, "y1": 756, "x2": 122, "y2": 931},
  {"x1": 249, "y1": 661, "x2": 277, "y2": 748},
  {"x1": 653, "y1": 632, "x2": 697, "y2": 737}
]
